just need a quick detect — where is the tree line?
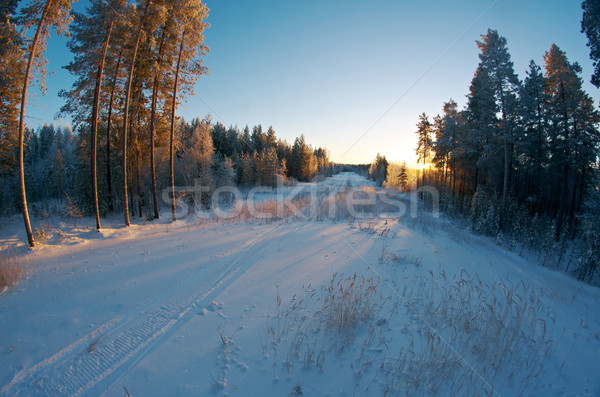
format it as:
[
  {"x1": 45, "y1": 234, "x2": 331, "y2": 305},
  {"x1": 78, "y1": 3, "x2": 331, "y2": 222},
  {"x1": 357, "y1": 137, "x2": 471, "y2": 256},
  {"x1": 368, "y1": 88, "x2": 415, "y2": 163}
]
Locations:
[
  {"x1": 0, "y1": 119, "x2": 330, "y2": 215},
  {"x1": 408, "y1": 26, "x2": 600, "y2": 282},
  {"x1": 0, "y1": 0, "x2": 331, "y2": 247}
]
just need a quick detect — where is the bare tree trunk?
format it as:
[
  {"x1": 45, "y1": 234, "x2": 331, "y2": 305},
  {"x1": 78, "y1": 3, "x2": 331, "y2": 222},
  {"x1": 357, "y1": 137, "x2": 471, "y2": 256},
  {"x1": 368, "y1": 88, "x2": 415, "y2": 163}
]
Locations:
[
  {"x1": 122, "y1": 0, "x2": 150, "y2": 226},
  {"x1": 149, "y1": 29, "x2": 166, "y2": 220},
  {"x1": 91, "y1": 20, "x2": 114, "y2": 230},
  {"x1": 571, "y1": 168, "x2": 586, "y2": 239},
  {"x1": 18, "y1": 0, "x2": 53, "y2": 247},
  {"x1": 500, "y1": 134, "x2": 510, "y2": 230},
  {"x1": 106, "y1": 48, "x2": 123, "y2": 213},
  {"x1": 169, "y1": 31, "x2": 186, "y2": 221},
  {"x1": 136, "y1": 146, "x2": 142, "y2": 218},
  {"x1": 451, "y1": 160, "x2": 456, "y2": 198}
]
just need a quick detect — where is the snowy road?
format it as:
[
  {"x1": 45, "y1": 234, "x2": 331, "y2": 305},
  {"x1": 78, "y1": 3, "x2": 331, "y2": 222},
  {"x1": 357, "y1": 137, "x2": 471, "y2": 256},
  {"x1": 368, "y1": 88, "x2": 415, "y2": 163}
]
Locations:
[
  {"x1": 2, "y1": 222, "x2": 294, "y2": 396},
  {"x1": 1, "y1": 203, "x2": 599, "y2": 395}
]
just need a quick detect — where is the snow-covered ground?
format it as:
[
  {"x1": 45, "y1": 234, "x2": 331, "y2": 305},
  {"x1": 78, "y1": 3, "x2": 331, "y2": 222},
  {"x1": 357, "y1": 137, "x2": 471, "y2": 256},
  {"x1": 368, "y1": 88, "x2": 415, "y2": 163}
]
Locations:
[{"x1": 0, "y1": 173, "x2": 599, "y2": 396}]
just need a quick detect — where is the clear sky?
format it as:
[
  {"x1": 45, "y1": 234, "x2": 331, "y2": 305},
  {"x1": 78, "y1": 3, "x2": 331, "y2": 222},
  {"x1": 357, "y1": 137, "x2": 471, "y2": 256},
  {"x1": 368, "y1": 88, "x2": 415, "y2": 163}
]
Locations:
[{"x1": 27, "y1": 0, "x2": 600, "y2": 165}]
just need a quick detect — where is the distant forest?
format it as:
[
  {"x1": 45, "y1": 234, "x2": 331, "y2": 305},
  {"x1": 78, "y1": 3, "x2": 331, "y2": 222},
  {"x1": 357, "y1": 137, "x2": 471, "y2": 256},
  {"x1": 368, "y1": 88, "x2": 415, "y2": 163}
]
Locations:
[{"x1": 0, "y1": 120, "x2": 332, "y2": 215}]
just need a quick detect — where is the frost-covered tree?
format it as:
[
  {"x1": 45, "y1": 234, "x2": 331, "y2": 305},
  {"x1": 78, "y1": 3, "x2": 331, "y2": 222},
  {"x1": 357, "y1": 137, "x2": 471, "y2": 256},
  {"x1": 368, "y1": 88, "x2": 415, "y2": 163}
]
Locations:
[
  {"x1": 181, "y1": 118, "x2": 214, "y2": 208},
  {"x1": 258, "y1": 147, "x2": 278, "y2": 187},
  {"x1": 544, "y1": 44, "x2": 600, "y2": 234},
  {"x1": 167, "y1": 0, "x2": 209, "y2": 220},
  {"x1": 369, "y1": 153, "x2": 388, "y2": 187},
  {"x1": 213, "y1": 155, "x2": 235, "y2": 188},
  {"x1": 475, "y1": 29, "x2": 521, "y2": 230},
  {"x1": 121, "y1": 0, "x2": 152, "y2": 226},
  {"x1": 518, "y1": 60, "x2": 548, "y2": 204},
  {"x1": 290, "y1": 134, "x2": 318, "y2": 182},
  {"x1": 398, "y1": 161, "x2": 409, "y2": 192},
  {"x1": 61, "y1": 0, "x2": 125, "y2": 230}
]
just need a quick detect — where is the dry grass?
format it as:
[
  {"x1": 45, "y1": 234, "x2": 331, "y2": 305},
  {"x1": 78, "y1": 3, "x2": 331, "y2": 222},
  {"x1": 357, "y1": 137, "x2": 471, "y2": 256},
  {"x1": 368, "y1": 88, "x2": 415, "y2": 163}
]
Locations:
[
  {"x1": 0, "y1": 247, "x2": 24, "y2": 291},
  {"x1": 263, "y1": 273, "x2": 384, "y2": 373},
  {"x1": 321, "y1": 273, "x2": 379, "y2": 334},
  {"x1": 383, "y1": 269, "x2": 555, "y2": 396},
  {"x1": 262, "y1": 266, "x2": 555, "y2": 395}
]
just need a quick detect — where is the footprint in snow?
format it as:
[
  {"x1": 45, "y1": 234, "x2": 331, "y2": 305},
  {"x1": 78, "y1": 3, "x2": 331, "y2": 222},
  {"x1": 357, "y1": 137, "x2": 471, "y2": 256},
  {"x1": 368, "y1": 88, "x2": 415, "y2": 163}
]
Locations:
[
  {"x1": 208, "y1": 301, "x2": 224, "y2": 311},
  {"x1": 198, "y1": 301, "x2": 224, "y2": 316}
]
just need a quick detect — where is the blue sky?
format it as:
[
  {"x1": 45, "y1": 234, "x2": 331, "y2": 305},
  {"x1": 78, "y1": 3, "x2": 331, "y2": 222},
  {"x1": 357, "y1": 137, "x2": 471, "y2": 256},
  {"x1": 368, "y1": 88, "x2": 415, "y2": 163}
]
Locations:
[{"x1": 28, "y1": 0, "x2": 600, "y2": 164}]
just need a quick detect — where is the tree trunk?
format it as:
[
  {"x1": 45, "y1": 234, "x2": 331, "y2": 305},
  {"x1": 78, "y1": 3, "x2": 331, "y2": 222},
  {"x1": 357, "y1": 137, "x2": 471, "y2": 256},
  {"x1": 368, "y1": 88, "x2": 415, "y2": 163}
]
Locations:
[
  {"x1": 451, "y1": 160, "x2": 456, "y2": 198},
  {"x1": 122, "y1": 0, "x2": 150, "y2": 226},
  {"x1": 149, "y1": 29, "x2": 166, "y2": 220},
  {"x1": 556, "y1": 165, "x2": 569, "y2": 235},
  {"x1": 136, "y1": 146, "x2": 142, "y2": 218},
  {"x1": 169, "y1": 31, "x2": 186, "y2": 221},
  {"x1": 536, "y1": 99, "x2": 543, "y2": 208},
  {"x1": 106, "y1": 48, "x2": 123, "y2": 213},
  {"x1": 18, "y1": 0, "x2": 53, "y2": 247},
  {"x1": 571, "y1": 169, "x2": 586, "y2": 239},
  {"x1": 420, "y1": 166, "x2": 425, "y2": 199},
  {"x1": 499, "y1": 127, "x2": 510, "y2": 231},
  {"x1": 91, "y1": 20, "x2": 114, "y2": 230}
]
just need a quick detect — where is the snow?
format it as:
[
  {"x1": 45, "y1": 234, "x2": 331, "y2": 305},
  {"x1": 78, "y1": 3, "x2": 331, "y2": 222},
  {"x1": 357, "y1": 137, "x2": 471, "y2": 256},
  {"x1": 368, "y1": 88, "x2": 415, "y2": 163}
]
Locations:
[{"x1": 0, "y1": 173, "x2": 599, "y2": 396}]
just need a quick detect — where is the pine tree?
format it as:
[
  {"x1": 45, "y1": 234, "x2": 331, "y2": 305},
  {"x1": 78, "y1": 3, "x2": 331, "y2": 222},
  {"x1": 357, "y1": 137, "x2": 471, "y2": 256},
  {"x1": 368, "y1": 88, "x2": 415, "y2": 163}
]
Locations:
[
  {"x1": 0, "y1": 0, "x2": 24, "y2": 172},
  {"x1": 398, "y1": 161, "x2": 408, "y2": 192},
  {"x1": 240, "y1": 152, "x2": 256, "y2": 186},
  {"x1": 167, "y1": 0, "x2": 209, "y2": 220},
  {"x1": 265, "y1": 126, "x2": 277, "y2": 149},
  {"x1": 414, "y1": 113, "x2": 433, "y2": 192},
  {"x1": 61, "y1": 0, "x2": 125, "y2": 230},
  {"x1": 251, "y1": 125, "x2": 264, "y2": 153},
  {"x1": 475, "y1": 29, "x2": 521, "y2": 230},
  {"x1": 369, "y1": 153, "x2": 389, "y2": 187},
  {"x1": 121, "y1": 0, "x2": 151, "y2": 226},
  {"x1": 289, "y1": 135, "x2": 318, "y2": 182},
  {"x1": 518, "y1": 60, "x2": 548, "y2": 203},
  {"x1": 184, "y1": 118, "x2": 214, "y2": 208},
  {"x1": 278, "y1": 157, "x2": 287, "y2": 182},
  {"x1": 17, "y1": 0, "x2": 74, "y2": 247},
  {"x1": 147, "y1": 2, "x2": 181, "y2": 220},
  {"x1": 544, "y1": 44, "x2": 600, "y2": 234},
  {"x1": 53, "y1": 148, "x2": 65, "y2": 199},
  {"x1": 463, "y1": 65, "x2": 498, "y2": 198},
  {"x1": 258, "y1": 147, "x2": 278, "y2": 187},
  {"x1": 213, "y1": 154, "x2": 235, "y2": 188},
  {"x1": 433, "y1": 100, "x2": 464, "y2": 195}
]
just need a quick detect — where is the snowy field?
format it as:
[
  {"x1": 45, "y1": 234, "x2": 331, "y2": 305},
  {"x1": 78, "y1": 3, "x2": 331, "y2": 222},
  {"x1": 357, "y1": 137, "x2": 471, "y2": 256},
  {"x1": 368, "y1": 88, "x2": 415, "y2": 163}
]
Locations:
[{"x1": 1, "y1": 173, "x2": 599, "y2": 396}]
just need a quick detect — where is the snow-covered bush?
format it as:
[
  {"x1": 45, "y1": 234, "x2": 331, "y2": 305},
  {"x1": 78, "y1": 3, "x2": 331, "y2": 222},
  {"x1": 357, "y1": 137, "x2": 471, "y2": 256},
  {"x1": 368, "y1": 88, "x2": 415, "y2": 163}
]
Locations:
[
  {"x1": 572, "y1": 213, "x2": 600, "y2": 283},
  {"x1": 470, "y1": 187, "x2": 499, "y2": 235}
]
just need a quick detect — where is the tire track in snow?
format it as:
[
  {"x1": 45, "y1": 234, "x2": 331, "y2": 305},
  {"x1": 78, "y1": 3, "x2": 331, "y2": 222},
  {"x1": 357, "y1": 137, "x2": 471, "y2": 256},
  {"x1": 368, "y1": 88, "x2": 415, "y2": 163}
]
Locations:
[{"x1": 1, "y1": 222, "x2": 289, "y2": 397}]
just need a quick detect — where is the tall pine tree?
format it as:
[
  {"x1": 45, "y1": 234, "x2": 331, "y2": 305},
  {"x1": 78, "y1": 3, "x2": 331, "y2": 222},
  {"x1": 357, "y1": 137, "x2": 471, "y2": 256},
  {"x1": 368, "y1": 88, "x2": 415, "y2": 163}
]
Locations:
[
  {"x1": 17, "y1": 0, "x2": 74, "y2": 246},
  {"x1": 475, "y1": 29, "x2": 521, "y2": 229}
]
